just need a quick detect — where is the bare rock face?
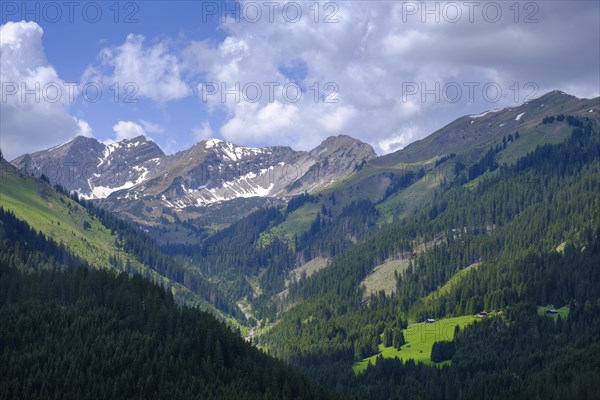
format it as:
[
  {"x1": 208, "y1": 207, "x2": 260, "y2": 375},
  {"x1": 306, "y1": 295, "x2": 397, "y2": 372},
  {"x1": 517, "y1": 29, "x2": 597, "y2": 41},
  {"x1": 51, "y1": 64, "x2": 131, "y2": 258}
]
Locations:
[{"x1": 12, "y1": 136, "x2": 165, "y2": 199}]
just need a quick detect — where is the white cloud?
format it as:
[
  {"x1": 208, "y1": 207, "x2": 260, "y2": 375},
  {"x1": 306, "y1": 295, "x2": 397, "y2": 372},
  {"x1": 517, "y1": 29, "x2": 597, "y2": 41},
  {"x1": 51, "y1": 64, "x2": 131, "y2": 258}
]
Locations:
[
  {"x1": 319, "y1": 105, "x2": 357, "y2": 133},
  {"x1": 8, "y1": 2, "x2": 597, "y2": 159},
  {"x1": 139, "y1": 119, "x2": 164, "y2": 134},
  {"x1": 181, "y1": 0, "x2": 599, "y2": 154},
  {"x1": 111, "y1": 121, "x2": 146, "y2": 142},
  {"x1": 219, "y1": 36, "x2": 249, "y2": 59},
  {"x1": 86, "y1": 34, "x2": 190, "y2": 103},
  {"x1": 193, "y1": 121, "x2": 214, "y2": 141},
  {"x1": 0, "y1": 21, "x2": 93, "y2": 160},
  {"x1": 382, "y1": 30, "x2": 430, "y2": 55},
  {"x1": 76, "y1": 119, "x2": 94, "y2": 138},
  {"x1": 220, "y1": 101, "x2": 300, "y2": 144},
  {"x1": 378, "y1": 126, "x2": 418, "y2": 154},
  {"x1": 182, "y1": 40, "x2": 219, "y2": 74}
]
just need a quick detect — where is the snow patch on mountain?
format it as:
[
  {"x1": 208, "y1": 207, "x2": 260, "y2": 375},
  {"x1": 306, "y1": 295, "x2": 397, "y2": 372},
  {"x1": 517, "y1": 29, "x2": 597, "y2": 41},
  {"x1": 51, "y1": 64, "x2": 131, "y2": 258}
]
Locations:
[
  {"x1": 47, "y1": 138, "x2": 75, "y2": 152},
  {"x1": 469, "y1": 109, "x2": 501, "y2": 119}
]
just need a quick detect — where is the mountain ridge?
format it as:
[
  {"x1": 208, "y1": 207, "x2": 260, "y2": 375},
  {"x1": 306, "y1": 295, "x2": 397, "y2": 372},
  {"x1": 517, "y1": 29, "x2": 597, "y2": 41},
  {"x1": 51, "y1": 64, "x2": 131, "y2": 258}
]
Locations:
[
  {"x1": 372, "y1": 90, "x2": 598, "y2": 166},
  {"x1": 12, "y1": 134, "x2": 376, "y2": 223},
  {"x1": 10, "y1": 90, "x2": 599, "y2": 228}
]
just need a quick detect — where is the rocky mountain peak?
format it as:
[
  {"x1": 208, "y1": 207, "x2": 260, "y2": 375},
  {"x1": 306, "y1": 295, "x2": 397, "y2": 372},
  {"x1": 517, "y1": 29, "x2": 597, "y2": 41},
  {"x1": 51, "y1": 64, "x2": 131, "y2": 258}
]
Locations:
[
  {"x1": 105, "y1": 136, "x2": 163, "y2": 156},
  {"x1": 198, "y1": 138, "x2": 271, "y2": 162},
  {"x1": 311, "y1": 135, "x2": 377, "y2": 160}
]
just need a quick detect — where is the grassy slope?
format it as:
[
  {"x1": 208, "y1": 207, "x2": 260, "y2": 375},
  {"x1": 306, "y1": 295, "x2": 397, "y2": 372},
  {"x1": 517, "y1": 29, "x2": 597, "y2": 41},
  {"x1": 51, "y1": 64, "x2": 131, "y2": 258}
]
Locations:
[
  {"x1": 372, "y1": 92, "x2": 598, "y2": 166},
  {"x1": 259, "y1": 203, "x2": 321, "y2": 244},
  {"x1": 287, "y1": 257, "x2": 330, "y2": 286},
  {"x1": 360, "y1": 258, "x2": 411, "y2": 299},
  {"x1": 364, "y1": 94, "x2": 599, "y2": 222},
  {"x1": 376, "y1": 169, "x2": 443, "y2": 221},
  {"x1": 255, "y1": 95, "x2": 600, "y2": 248},
  {"x1": 376, "y1": 120, "x2": 582, "y2": 221},
  {"x1": 420, "y1": 263, "x2": 481, "y2": 305},
  {"x1": 1, "y1": 166, "x2": 128, "y2": 270},
  {"x1": 0, "y1": 163, "x2": 237, "y2": 323},
  {"x1": 352, "y1": 315, "x2": 477, "y2": 374},
  {"x1": 266, "y1": 107, "x2": 595, "y2": 240}
]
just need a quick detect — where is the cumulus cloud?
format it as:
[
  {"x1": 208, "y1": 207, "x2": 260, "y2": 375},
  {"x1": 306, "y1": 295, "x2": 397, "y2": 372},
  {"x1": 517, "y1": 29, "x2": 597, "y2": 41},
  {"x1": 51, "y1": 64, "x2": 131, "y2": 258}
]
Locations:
[
  {"x1": 85, "y1": 34, "x2": 190, "y2": 103},
  {"x1": 378, "y1": 126, "x2": 418, "y2": 154},
  {"x1": 9, "y1": 2, "x2": 597, "y2": 159},
  {"x1": 181, "y1": 0, "x2": 599, "y2": 153},
  {"x1": 220, "y1": 101, "x2": 300, "y2": 143},
  {"x1": 193, "y1": 121, "x2": 215, "y2": 141},
  {"x1": 139, "y1": 119, "x2": 164, "y2": 134},
  {"x1": 0, "y1": 21, "x2": 93, "y2": 160},
  {"x1": 76, "y1": 119, "x2": 94, "y2": 138},
  {"x1": 111, "y1": 121, "x2": 147, "y2": 142}
]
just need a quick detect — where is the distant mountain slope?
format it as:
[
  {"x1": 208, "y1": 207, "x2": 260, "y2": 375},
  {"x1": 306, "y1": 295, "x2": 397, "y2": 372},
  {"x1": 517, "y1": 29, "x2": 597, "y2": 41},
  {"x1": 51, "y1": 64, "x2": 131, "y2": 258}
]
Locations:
[
  {"x1": 374, "y1": 90, "x2": 598, "y2": 166},
  {"x1": 11, "y1": 91, "x2": 597, "y2": 230},
  {"x1": 306, "y1": 91, "x2": 600, "y2": 218},
  {"x1": 12, "y1": 136, "x2": 165, "y2": 199},
  {"x1": 244, "y1": 92, "x2": 599, "y2": 252},
  {"x1": 0, "y1": 157, "x2": 240, "y2": 319},
  {"x1": 135, "y1": 91, "x2": 599, "y2": 322}
]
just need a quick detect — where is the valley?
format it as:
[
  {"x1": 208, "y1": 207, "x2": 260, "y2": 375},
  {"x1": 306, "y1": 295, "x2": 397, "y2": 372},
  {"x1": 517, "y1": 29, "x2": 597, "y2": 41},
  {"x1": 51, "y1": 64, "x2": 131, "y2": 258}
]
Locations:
[{"x1": 2, "y1": 1, "x2": 599, "y2": 396}]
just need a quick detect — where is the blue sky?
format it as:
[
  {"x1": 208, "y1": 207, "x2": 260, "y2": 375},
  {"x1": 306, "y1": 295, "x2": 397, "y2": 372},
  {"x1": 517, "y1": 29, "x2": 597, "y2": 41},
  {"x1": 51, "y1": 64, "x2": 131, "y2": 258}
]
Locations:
[{"x1": 1, "y1": 1, "x2": 599, "y2": 159}]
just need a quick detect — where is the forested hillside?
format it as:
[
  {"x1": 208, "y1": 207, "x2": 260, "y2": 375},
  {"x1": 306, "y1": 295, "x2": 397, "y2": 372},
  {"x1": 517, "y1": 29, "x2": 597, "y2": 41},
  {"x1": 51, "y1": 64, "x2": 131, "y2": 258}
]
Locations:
[
  {"x1": 148, "y1": 95, "x2": 599, "y2": 330},
  {"x1": 257, "y1": 115, "x2": 600, "y2": 397},
  {"x1": 350, "y1": 299, "x2": 600, "y2": 400},
  {"x1": 2, "y1": 0, "x2": 598, "y2": 393},
  {"x1": 0, "y1": 207, "x2": 341, "y2": 400},
  {"x1": 160, "y1": 194, "x2": 381, "y2": 321}
]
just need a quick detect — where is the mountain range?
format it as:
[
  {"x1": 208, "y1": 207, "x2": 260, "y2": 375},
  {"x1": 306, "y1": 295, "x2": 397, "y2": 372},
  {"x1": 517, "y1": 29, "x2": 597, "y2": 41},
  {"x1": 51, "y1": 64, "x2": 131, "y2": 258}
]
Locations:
[
  {"x1": 11, "y1": 90, "x2": 598, "y2": 230},
  {"x1": 12, "y1": 134, "x2": 376, "y2": 225}
]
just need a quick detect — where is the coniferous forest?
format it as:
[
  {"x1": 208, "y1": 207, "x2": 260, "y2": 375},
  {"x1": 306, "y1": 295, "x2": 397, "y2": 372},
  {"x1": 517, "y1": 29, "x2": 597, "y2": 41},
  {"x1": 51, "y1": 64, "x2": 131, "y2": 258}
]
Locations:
[
  {"x1": 0, "y1": 207, "x2": 340, "y2": 400},
  {"x1": 257, "y1": 116, "x2": 600, "y2": 397}
]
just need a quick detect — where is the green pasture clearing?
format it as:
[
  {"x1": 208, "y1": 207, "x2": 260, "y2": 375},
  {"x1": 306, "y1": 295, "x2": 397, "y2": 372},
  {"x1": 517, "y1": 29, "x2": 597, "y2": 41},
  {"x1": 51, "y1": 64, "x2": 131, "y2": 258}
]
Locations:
[
  {"x1": 538, "y1": 305, "x2": 570, "y2": 320},
  {"x1": 353, "y1": 315, "x2": 477, "y2": 374}
]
